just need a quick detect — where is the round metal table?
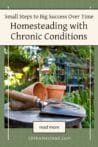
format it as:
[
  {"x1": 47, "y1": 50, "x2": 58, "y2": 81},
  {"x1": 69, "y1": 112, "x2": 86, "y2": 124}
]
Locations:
[{"x1": 4, "y1": 103, "x2": 85, "y2": 128}]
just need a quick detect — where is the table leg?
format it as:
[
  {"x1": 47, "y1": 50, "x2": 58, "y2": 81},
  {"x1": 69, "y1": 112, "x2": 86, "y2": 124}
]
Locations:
[{"x1": 73, "y1": 122, "x2": 82, "y2": 128}]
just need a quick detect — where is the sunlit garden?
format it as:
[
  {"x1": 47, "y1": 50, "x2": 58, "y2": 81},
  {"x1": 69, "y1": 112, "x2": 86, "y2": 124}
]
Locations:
[{"x1": 4, "y1": 46, "x2": 94, "y2": 128}]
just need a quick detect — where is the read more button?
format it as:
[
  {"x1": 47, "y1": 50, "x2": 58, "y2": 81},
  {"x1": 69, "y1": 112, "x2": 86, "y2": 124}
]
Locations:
[{"x1": 33, "y1": 122, "x2": 65, "y2": 133}]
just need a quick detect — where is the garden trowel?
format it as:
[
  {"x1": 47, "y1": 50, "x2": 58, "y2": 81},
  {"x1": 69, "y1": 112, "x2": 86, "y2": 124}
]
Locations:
[{"x1": 5, "y1": 90, "x2": 86, "y2": 118}]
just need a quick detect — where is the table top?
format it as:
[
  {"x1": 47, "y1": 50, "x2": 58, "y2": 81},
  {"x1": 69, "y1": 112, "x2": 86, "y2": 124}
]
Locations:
[{"x1": 4, "y1": 103, "x2": 85, "y2": 128}]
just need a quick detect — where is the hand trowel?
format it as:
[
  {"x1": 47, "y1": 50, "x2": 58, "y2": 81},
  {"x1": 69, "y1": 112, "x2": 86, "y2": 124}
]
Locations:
[{"x1": 5, "y1": 90, "x2": 86, "y2": 118}]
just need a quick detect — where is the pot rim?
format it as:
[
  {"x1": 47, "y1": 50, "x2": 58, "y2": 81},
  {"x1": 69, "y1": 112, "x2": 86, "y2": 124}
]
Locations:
[{"x1": 46, "y1": 84, "x2": 66, "y2": 90}]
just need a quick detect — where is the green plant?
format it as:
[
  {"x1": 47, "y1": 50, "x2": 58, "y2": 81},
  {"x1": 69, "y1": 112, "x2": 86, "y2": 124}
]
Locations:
[
  {"x1": 40, "y1": 74, "x2": 56, "y2": 84},
  {"x1": 49, "y1": 63, "x2": 56, "y2": 74},
  {"x1": 4, "y1": 67, "x2": 23, "y2": 87},
  {"x1": 40, "y1": 63, "x2": 57, "y2": 84},
  {"x1": 63, "y1": 89, "x2": 94, "y2": 128}
]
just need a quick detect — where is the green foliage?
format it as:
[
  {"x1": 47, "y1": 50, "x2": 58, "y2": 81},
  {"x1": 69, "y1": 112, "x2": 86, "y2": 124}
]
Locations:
[
  {"x1": 40, "y1": 74, "x2": 56, "y2": 84},
  {"x1": 22, "y1": 66, "x2": 30, "y2": 73},
  {"x1": 63, "y1": 89, "x2": 94, "y2": 128},
  {"x1": 49, "y1": 63, "x2": 57, "y2": 74},
  {"x1": 4, "y1": 46, "x2": 32, "y2": 71},
  {"x1": 15, "y1": 73, "x2": 23, "y2": 79},
  {"x1": 40, "y1": 63, "x2": 57, "y2": 84},
  {"x1": 63, "y1": 45, "x2": 94, "y2": 60},
  {"x1": 4, "y1": 67, "x2": 23, "y2": 87},
  {"x1": 37, "y1": 47, "x2": 50, "y2": 59}
]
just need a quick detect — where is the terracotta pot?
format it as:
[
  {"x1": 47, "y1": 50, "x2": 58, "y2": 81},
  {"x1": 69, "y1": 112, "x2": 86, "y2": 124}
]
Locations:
[
  {"x1": 22, "y1": 82, "x2": 48, "y2": 101},
  {"x1": 46, "y1": 85, "x2": 66, "y2": 99}
]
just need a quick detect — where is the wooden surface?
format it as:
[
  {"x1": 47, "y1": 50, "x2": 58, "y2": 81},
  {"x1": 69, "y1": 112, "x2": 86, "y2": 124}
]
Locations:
[{"x1": 4, "y1": 103, "x2": 85, "y2": 128}]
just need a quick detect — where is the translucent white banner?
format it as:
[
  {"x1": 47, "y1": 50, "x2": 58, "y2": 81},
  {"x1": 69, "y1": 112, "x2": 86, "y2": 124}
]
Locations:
[{"x1": 0, "y1": 10, "x2": 98, "y2": 45}]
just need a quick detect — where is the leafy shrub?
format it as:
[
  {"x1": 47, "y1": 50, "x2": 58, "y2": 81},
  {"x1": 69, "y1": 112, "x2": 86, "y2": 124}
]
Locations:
[{"x1": 63, "y1": 89, "x2": 94, "y2": 128}]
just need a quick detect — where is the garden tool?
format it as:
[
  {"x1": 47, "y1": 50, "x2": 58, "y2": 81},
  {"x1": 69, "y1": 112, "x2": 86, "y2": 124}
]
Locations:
[{"x1": 5, "y1": 90, "x2": 86, "y2": 118}]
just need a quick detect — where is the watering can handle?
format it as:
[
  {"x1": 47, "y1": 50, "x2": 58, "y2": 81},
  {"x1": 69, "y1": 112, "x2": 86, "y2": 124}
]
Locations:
[{"x1": 5, "y1": 90, "x2": 39, "y2": 107}]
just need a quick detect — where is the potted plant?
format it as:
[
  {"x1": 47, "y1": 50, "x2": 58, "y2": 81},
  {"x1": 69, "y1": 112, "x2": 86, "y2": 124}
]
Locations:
[
  {"x1": 40, "y1": 63, "x2": 57, "y2": 84},
  {"x1": 45, "y1": 63, "x2": 66, "y2": 99}
]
